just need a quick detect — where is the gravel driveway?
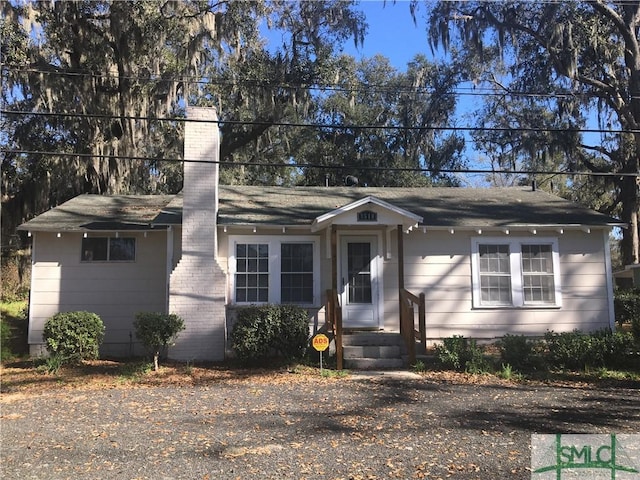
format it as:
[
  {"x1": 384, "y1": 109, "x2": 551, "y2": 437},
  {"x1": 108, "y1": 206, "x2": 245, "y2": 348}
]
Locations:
[{"x1": 2, "y1": 371, "x2": 639, "y2": 480}]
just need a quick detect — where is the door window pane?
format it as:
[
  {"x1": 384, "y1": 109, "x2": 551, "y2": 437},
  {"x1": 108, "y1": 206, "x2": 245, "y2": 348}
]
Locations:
[{"x1": 348, "y1": 242, "x2": 372, "y2": 304}]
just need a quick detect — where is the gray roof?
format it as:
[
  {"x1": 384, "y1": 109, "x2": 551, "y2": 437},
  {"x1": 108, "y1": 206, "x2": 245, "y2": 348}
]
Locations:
[
  {"x1": 19, "y1": 186, "x2": 622, "y2": 232},
  {"x1": 18, "y1": 194, "x2": 174, "y2": 232}
]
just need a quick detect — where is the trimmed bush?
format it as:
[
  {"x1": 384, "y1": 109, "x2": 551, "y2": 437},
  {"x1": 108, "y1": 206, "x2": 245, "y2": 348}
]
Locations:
[
  {"x1": 498, "y1": 334, "x2": 545, "y2": 372},
  {"x1": 133, "y1": 312, "x2": 185, "y2": 371},
  {"x1": 231, "y1": 304, "x2": 310, "y2": 364},
  {"x1": 43, "y1": 311, "x2": 105, "y2": 362},
  {"x1": 435, "y1": 335, "x2": 489, "y2": 373},
  {"x1": 544, "y1": 329, "x2": 635, "y2": 370}
]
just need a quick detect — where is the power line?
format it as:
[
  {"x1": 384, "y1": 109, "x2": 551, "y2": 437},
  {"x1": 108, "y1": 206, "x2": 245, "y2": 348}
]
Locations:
[
  {"x1": 3, "y1": 66, "x2": 636, "y2": 100},
  {"x1": 2, "y1": 149, "x2": 637, "y2": 178},
  {"x1": 1, "y1": 109, "x2": 636, "y2": 134}
]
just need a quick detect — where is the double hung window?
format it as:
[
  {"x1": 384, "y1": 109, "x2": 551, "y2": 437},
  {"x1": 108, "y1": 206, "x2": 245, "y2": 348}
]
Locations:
[{"x1": 471, "y1": 238, "x2": 560, "y2": 308}]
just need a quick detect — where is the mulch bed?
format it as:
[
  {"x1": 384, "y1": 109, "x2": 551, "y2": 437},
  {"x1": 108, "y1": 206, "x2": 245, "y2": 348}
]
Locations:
[{"x1": 1, "y1": 361, "x2": 639, "y2": 479}]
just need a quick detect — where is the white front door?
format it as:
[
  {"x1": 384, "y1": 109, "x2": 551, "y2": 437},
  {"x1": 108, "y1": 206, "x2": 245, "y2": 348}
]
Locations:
[{"x1": 340, "y1": 236, "x2": 380, "y2": 329}]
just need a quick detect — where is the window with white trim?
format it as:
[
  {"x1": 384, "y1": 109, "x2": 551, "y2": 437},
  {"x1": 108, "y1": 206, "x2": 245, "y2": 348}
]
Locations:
[
  {"x1": 471, "y1": 237, "x2": 561, "y2": 308},
  {"x1": 230, "y1": 236, "x2": 319, "y2": 305}
]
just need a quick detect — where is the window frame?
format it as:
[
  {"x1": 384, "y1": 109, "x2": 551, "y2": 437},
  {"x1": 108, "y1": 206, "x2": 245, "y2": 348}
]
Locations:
[
  {"x1": 228, "y1": 235, "x2": 320, "y2": 306},
  {"x1": 471, "y1": 237, "x2": 562, "y2": 309},
  {"x1": 81, "y1": 236, "x2": 136, "y2": 262}
]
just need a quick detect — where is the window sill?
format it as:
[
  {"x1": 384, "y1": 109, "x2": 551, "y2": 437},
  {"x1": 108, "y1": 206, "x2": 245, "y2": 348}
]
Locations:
[{"x1": 473, "y1": 304, "x2": 562, "y2": 310}]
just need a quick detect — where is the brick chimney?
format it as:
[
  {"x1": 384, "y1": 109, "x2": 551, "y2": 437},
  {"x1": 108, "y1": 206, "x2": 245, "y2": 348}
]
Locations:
[{"x1": 168, "y1": 107, "x2": 226, "y2": 361}]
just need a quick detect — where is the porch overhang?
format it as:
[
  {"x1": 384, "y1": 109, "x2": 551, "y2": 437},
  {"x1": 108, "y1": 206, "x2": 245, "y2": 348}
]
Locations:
[{"x1": 311, "y1": 195, "x2": 423, "y2": 233}]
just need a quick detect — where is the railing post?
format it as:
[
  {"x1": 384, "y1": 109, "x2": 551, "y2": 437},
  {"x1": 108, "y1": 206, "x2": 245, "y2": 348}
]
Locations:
[
  {"x1": 418, "y1": 292, "x2": 426, "y2": 351},
  {"x1": 335, "y1": 289, "x2": 343, "y2": 371}
]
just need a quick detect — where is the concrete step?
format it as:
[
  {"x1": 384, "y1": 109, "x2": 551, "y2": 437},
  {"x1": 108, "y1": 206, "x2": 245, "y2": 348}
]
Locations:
[
  {"x1": 343, "y1": 345, "x2": 402, "y2": 359},
  {"x1": 344, "y1": 357, "x2": 405, "y2": 370},
  {"x1": 341, "y1": 332, "x2": 406, "y2": 370},
  {"x1": 342, "y1": 332, "x2": 404, "y2": 347}
]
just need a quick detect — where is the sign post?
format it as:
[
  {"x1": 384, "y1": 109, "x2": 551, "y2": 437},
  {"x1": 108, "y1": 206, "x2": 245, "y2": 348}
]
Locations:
[{"x1": 311, "y1": 333, "x2": 330, "y2": 375}]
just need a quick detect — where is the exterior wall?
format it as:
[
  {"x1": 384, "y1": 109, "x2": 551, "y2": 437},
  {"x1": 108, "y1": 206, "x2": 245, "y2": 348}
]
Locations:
[
  {"x1": 384, "y1": 228, "x2": 613, "y2": 340},
  {"x1": 28, "y1": 231, "x2": 168, "y2": 357}
]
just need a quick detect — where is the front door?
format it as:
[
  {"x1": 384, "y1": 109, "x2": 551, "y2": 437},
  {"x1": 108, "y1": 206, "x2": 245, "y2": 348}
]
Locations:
[{"x1": 340, "y1": 236, "x2": 380, "y2": 328}]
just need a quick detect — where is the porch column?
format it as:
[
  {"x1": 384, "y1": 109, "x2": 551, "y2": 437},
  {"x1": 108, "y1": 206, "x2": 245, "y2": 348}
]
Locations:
[{"x1": 397, "y1": 225, "x2": 416, "y2": 363}]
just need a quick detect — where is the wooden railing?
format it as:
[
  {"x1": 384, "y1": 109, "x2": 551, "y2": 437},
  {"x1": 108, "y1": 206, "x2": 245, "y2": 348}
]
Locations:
[
  {"x1": 400, "y1": 289, "x2": 426, "y2": 366},
  {"x1": 325, "y1": 289, "x2": 344, "y2": 370}
]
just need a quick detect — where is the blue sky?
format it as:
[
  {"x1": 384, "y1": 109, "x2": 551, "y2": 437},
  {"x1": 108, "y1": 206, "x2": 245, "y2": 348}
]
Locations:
[{"x1": 343, "y1": 1, "x2": 430, "y2": 68}]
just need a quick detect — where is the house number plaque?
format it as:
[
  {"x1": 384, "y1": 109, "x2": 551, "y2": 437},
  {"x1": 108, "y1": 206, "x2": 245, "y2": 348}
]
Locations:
[{"x1": 357, "y1": 210, "x2": 377, "y2": 222}]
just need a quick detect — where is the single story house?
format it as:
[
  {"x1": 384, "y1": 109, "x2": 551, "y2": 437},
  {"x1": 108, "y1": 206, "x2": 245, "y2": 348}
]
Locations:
[{"x1": 19, "y1": 107, "x2": 624, "y2": 364}]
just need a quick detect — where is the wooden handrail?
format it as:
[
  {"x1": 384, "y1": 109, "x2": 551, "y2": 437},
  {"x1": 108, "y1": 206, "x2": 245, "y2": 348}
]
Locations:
[
  {"x1": 325, "y1": 289, "x2": 343, "y2": 370},
  {"x1": 400, "y1": 288, "x2": 426, "y2": 365}
]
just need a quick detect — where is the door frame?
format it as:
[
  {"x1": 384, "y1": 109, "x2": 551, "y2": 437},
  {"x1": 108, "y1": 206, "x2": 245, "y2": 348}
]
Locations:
[{"x1": 338, "y1": 231, "x2": 384, "y2": 329}]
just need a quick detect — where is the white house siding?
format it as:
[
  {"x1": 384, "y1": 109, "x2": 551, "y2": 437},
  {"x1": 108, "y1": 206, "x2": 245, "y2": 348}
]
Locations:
[
  {"x1": 382, "y1": 228, "x2": 613, "y2": 341},
  {"x1": 28, "y1": 231, "x2": 168, "y2": 357}
]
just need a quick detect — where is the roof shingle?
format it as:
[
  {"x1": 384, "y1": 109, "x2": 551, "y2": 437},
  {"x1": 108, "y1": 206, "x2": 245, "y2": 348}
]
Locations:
[{"x1": 19, "y1": 186, "x2": 622, "y2": 232}]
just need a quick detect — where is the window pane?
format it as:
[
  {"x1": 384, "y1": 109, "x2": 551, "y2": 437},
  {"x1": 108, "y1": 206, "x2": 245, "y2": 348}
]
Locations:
[
  {"x1": 522, "y1": 245, "x2": 554, "y2": 304},
  {"x1": 480, "y1": 276, "x2": 512, "y2": 305},
  {"x1": 81, "y1": 238, "x2": 108, "y2": 261},
  {"x1": 522, "y1": 245, "x2": 552, "y2": 273},
  {"x1": 280, "y1": 243, "x2": 314, "y2": 304},
  {"x1": 478, "y1": 244, "x2": 511, "y2": 305},
  {"x1": 235, "y1": 243, "x2": 269, "y2": 302},
  {"x1": 109, "y1": 238, "x2": 135, "y2": 261},
  {"x1": 479, "y1": 244, "x2": 510, "y2": 273}
]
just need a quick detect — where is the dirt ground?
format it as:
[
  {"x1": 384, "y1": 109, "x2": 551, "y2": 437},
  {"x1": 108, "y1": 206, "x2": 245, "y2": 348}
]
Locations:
[{"x1": 1, "y1": 361, "x2": 639, "y2": 480}]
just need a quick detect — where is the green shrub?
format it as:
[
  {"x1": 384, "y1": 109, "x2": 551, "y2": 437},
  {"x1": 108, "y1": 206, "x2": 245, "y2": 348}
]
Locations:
[
  {"x1": 544, "y1": 329, "x2": 635, "y2": 370},
  {"x1": 231, "y1": 305, "x2": 310, "y2": 364},
  {"x1": 133, "y1": 312, "x2": 185, "y2": 371},
  {"x1": 498, "y1": 334, "x2": 545, "y2": 372},
  {"x1": 435, "y1": 335, "x2": 489, "y2": 373},
  {"x1": 35, "y1": 354, "x2": 65, "y2": 374},
  {"x1": 614, "y1": 289, "x2": 640, "y2": 334},
  {"x1": 270, "y1": 304, "x2": 310, "y2": 360},
  {"x1": 592, "y1": 329, "x2": 636, "y2": 369},
  {"x1": 43, "y1": 311, "x2": 105, "y2": 363}
]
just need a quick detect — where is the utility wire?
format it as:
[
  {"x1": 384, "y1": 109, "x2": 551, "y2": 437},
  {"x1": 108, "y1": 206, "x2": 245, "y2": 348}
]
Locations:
[
  {"x1": 1, "y1": 110, "x2": 635, "y2": 134},
  {"x1": 2, "y1": 66, "x2": 615, "y2": 99},
  {"x1": 5, "y1": 66, "x2": 639, "y2": 101},
  {"x1": 2, "y1": 149, "x2": 637, "y2": 178}
]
